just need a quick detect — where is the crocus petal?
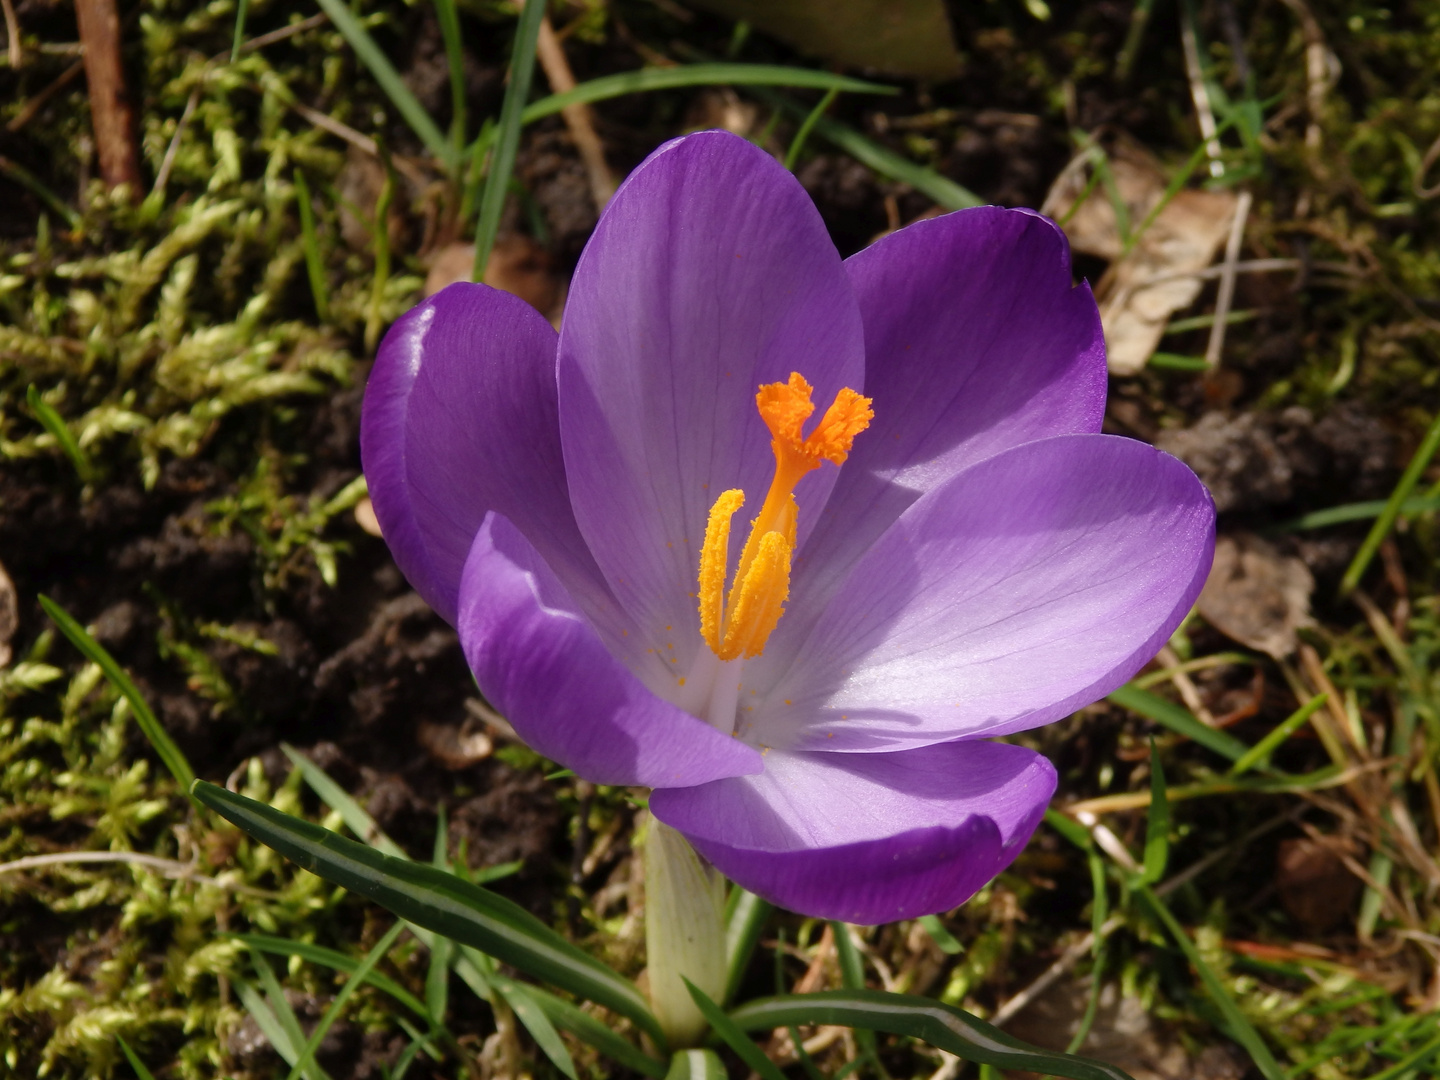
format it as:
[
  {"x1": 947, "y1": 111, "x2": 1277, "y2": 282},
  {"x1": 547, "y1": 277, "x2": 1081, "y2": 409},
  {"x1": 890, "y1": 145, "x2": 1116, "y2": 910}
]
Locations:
[
  {"x1": 558, "y1": 130, "x2": 865, "y2": 669},
  {"x1": 777, "y1": 207, "x2": 1107, "y2": 656},
  {"x1": 650, "y1": 741, "x2": 1055, "y2": 923},
  {"x1": 458, "y1": 513, "x2": 764, "y2": 788},
  {"x1": 748, "y1": 434, "x2": 1214, "y2": 751},
  {"x1": 362, "y1": 283, "x2": 612, "y2": 629}
]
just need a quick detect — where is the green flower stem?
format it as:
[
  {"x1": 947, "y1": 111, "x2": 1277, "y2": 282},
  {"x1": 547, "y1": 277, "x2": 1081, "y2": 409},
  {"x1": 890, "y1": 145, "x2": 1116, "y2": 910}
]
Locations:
[{"x1": 645, "y1": 818, "x2": 727, "y2": 1047}]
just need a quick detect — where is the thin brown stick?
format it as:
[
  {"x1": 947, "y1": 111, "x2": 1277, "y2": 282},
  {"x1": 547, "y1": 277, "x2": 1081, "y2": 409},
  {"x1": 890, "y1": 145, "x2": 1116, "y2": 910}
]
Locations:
[
  {"x1": 1, "y1": 0, "x2": 21, "y2": 70},
  {"x1": 0, "y1": 850, "x2": 280, "y2": 897},
  {"x1": 535, "y1": 14, "x2": 617, "y2": 210},
  {"x1": 74, "y1": 0, "x2": 141, "y2": 194},
  {"x1": 151, "y1": 85, "x2": 200, "y2": 196},
  {"x1": 6, "y1": 57, "x2": 84, "y2": 133}
]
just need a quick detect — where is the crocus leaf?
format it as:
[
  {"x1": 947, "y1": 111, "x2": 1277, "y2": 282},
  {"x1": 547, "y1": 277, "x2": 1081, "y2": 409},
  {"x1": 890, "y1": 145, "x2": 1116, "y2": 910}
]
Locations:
[
  {"x1": 27, "y1": 385, "x2": 93, "y2": 482},
  {"x1": 665, "y1": 1048, "x2": 730, "y2": 1080},
  {"x1": 40, "y1": 595, "x2": 197, "y2": 803},
  {"x1": 234, "y1": 933, "x2": 431, "y2": 1020},
  {"x1": 286, "y1": 922, "x2": 406, "y2": 1080},
  {"x1": 723, "y1": 888, "x2": 771, "y2": 1005},
  {"x1": 1141, "y1": 740, "x2": 1169, "y2": 885},
  {"x1": 523, "y1": 983, "x2": 670, "y2": 1079},
  {"x1": 281, "y1": 742, "x2": 406, "y2": 857},
  {"x1": 729, "y1": 990, "x2": 1135, "y2": 1080},
  {"x1": 312, "y1": 0, "x2": 454, "y2": 167},
  {"x1": 491, "y1": 977, "x2": 578, "y2": 1080},
  {"x1": 117, "y1": 1037, "x2": 158, "y2": 1080},
  {"x1": 192, "y1": 780, "x2": 665, "y2": 1045},
  {"x1": 684, "y1": 978, "x2": 788, "y2": 1080},
  {"x1": 1107, "y1": 683, "x2": 1251, "y2": 764}
]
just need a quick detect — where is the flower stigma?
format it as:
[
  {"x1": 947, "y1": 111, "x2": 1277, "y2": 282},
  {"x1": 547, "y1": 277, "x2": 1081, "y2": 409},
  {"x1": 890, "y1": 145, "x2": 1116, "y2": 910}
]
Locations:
[{"x1": 697, "y1": 372, "x2": 873, "y2": 663}]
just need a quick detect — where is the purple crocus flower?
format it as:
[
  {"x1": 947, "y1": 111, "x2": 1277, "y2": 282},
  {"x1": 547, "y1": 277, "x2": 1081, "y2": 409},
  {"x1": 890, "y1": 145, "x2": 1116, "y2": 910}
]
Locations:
[{"x1": 362, "y1": 130, "x2": 1214, "y2": 925}]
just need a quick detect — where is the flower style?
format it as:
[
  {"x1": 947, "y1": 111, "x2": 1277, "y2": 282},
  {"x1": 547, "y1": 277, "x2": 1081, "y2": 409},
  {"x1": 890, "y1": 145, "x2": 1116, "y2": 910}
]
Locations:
[{"x1": 362, "y1": 130, "x2": 1215, "y2": 925}]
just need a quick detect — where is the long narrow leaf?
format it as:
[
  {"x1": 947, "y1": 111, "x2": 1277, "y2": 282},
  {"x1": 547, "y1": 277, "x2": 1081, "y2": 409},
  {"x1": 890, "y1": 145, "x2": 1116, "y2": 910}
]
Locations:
[
  {"x1": 492, "y1": 977, "x2": 578, "y2": 1080},
  {"x1": 684, "y1": 979, "x2": 787, "y2": 1080},
  {"x1": 27, "y1": 385, "x2": 92, "y2": 482},
  {"x1": 730, "y1": 990, "x2": 1134, "y2": 1080},
  {"x1": 281, "y1": 743, "x2": 406, "y2": 857},
  {"x1": 473, "y1": 0, "x2": 546, "y2": 278},
  {"x1": 525, "y1": 983, "x2": 669, "y2": 1079},
  {"x1": 117, "y1": 1037, "x2": 158, "y2": 1080},
  {"x1": 234, "y1": 933, "x2": 431, "y2": 1020},
  {"x1": 1135, "y1": 885, "x2": 1284, "y2": 1080},
  {"x1": 40, "y1": 595, "x2": 197, "y2": 801},
  {"x1": 286, "y1": 922, "x2": 406, "y2": 1080},
  {"x1": 1141, "y1": 741, "x2": 1169, "y2": 884},
  {"x1": 830, "y1": 922, "x2": 880, "y2": 1063},
  {"x1": 724, "y1": 889, "x2": 771, "y2": 1005},
  {"x1": 1107, "y1": 683, "x2": 1251, "y2": 763},
  {"x1": 235, "y1": 980, "x2": 309, "y2": 1075},
  {"x1": 1340, "y1": 406, "x2": 1440, "y2": 595},
  {"x1": 193, "y1": 780, "x2": 664, "y2": 1044},
  {"x1": 313, "y1": 0, "x2": 454, "y2": 166}
]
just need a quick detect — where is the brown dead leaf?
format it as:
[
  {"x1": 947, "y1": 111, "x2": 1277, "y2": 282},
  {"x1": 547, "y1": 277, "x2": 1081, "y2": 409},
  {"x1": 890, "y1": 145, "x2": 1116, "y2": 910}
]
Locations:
[
  {"x1": 1044, "y1": 139, "x2": 1237, "y2": 375},
  {"x1": 1197, "y1": 532, "x2": 1314, "y2": 658},
  {"x1": 424, "y1": 235, "x2": 566, "y2": 326},
  {"x1": 1276, "y1": 836, "x2": 1362, "y2": 933}
]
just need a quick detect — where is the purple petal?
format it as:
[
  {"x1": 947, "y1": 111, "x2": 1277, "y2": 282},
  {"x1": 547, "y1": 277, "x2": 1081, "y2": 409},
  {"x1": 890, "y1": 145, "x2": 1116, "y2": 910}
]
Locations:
[
  {"x1": 651, "y1": 741, "x2": 1055, "y2": 923},
  {"x1": 458, "y1": 513, "x2": 764, "y2": 788},
  {"x1": 778, "y1": 208, "x2": 1106, "y2": 654},
  {"x1": 362, "y1": 283, "x2": 612, "y2": 628},
  {"x1": 747, "y1": 434, "x2": 1214, "y2": 751},
  {"x1": 557, "y1": 131, "x2": 865, "y2": 669}
]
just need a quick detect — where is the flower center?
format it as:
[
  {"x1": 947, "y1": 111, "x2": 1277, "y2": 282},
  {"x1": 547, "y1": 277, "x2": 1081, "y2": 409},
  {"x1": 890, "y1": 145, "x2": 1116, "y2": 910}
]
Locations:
[{"x1": 696, "y1": 372, "x2": 873, "y2": 661}]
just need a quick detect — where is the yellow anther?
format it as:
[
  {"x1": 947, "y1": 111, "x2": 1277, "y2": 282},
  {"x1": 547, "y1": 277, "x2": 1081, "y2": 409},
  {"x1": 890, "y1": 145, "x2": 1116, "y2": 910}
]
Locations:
[
  {"x1": 695, "y1": 372, "x2": 872, "y2": 662},
  {"x1": 698, "y1": 489, "x2": 744, "y2": 654},
  {"x1": 718, "y1": 530, "x2": 792, "y2": 660}
]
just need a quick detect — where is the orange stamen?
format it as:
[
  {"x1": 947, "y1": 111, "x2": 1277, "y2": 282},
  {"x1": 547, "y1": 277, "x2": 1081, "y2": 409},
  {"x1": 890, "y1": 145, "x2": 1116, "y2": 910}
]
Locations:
[{"x1": 696, "y1": 372, "x2": 872, "y2": 661}]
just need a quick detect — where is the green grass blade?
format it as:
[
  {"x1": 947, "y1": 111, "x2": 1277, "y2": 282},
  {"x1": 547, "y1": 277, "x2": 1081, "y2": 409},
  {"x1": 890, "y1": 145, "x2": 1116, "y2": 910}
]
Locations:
[
  {"x1": 918, "y1": 914, "x2": 964, "y2": 955},
  {"x1": 235, "y1": 979, "x2": 313, "y2": 1076},
  {"x1": 1142, "y1": 740, "x2": 1170, "y2": 884},
  {"x1": 473, "y1": 0, "x2": 546, "y2": 280},
  {"x1": 492, "y1": 977, "x2": 578, "y2": 1080},
  {"x1": 830, "y1": 922, "x2": 880, "y2": 1062},
  {"x1": 684, "y1": 978, "x2": 787, "y2": 1080},
  {"x1": 1134, "y1": 885, "x2": 1284, "y2": 1080},
  {"x1": 1228, "y1": 694, "x2": 1328, "y2": 777},
  {"x1": 0, "y1": 156, "x2": 82, "y2": 228},
  {"x1": 193, "y1": 780, "x2": 664, "y2": 1044},
  {"x1": 783, "y1": 87, "x2": 838, "y2": 170},
  {"x1": 27, "y1": 385, "x2": 93, "y2": 482},
  {"x1": 233, "y1": 933, "x2": 432, "y2": 1019},
  {"x1": 749, "y1": 86, "x2": 980, "y2": 209},
  {"x1": 39, "y1": 595, "x2": 197, "y2": 801},
  {"x1": 286, "y1": 921, "x2": 406, "y2": 1080},
  {"x1": 312, "y1": 0, "x2": 454, "y2": 166},
  {"x1": 281, "y1": 743, "x2": 406, "y2": 857},
  {"x1": 729, "y1": 990, "x2": 1133, "y2": 1080},
  {"x1": 432, "y1": 0, "x2": 467, "y2": 155},
  {"x1": 1280, "y1": 496, "x2": 1440, "y2": 531},
  {"x1": 525, "y1": 983, "x2": 669, "y2": 1079},
  {"x1": 1340, "y1": 406, "x2": 1440, "y2": 595},
  {"x1": 117, "y1": 1037, "x2": 158, "y2": 1080},
  {"x1": 724, "y1": 888, "x2": 771, "y2": 1005},
  {"x1": 666, "y1": 1048, "x2": 729, "y2": 1080},
  {"x1": 1107, "y1": 683, "x2": 1251, "y2": 764},
  {"x1": 230, "y1": 0, "x2": 250, "y2": 62},
  {"x1": 293, "y1": 171, "x2": 330, "y2": 322},
  {"x1": 517, "y1": 65, "x2": 895, "y2": 127}
]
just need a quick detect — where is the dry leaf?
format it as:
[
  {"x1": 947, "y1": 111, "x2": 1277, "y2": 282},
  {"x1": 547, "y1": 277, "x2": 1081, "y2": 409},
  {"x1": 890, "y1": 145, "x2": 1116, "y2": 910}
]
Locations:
[
  {"x1": 1044, "y1": 139, "x2": 1237, "y2": 375},
  {"x1": 1197, "y1": 532, "x2": 1314, "y2": 659},
  {"x1": 1276, "y1": 836, "x2": 1362, "y2": 933},
  {"x1": 423, "y1": 235, "x2": 566, "y2": 326},
  {"x1": 417, "y1": 718, "x2": 494, "y2": 770}
]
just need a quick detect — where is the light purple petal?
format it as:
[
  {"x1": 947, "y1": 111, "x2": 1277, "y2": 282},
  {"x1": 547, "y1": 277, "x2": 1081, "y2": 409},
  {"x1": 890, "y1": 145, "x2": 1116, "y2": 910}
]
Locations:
[
  {"x1": 747, "y1": 434, "x2": 1214, "y2": 751},
  {"x1": 776, "y1": 207, "x2": 1107, "y2": 657},
  {"x1": 458, "y1": 514, "x2": 764, "y2": 788},
  {"x1": 651, "y1": 741, "x2": 1055, "y2": 923},
  {"x1": 557, "y1": 130, "x2": 865, "y2": 671},
  {"x1": 362, "y1": 283, "x2": 612, "y2": 629}
]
